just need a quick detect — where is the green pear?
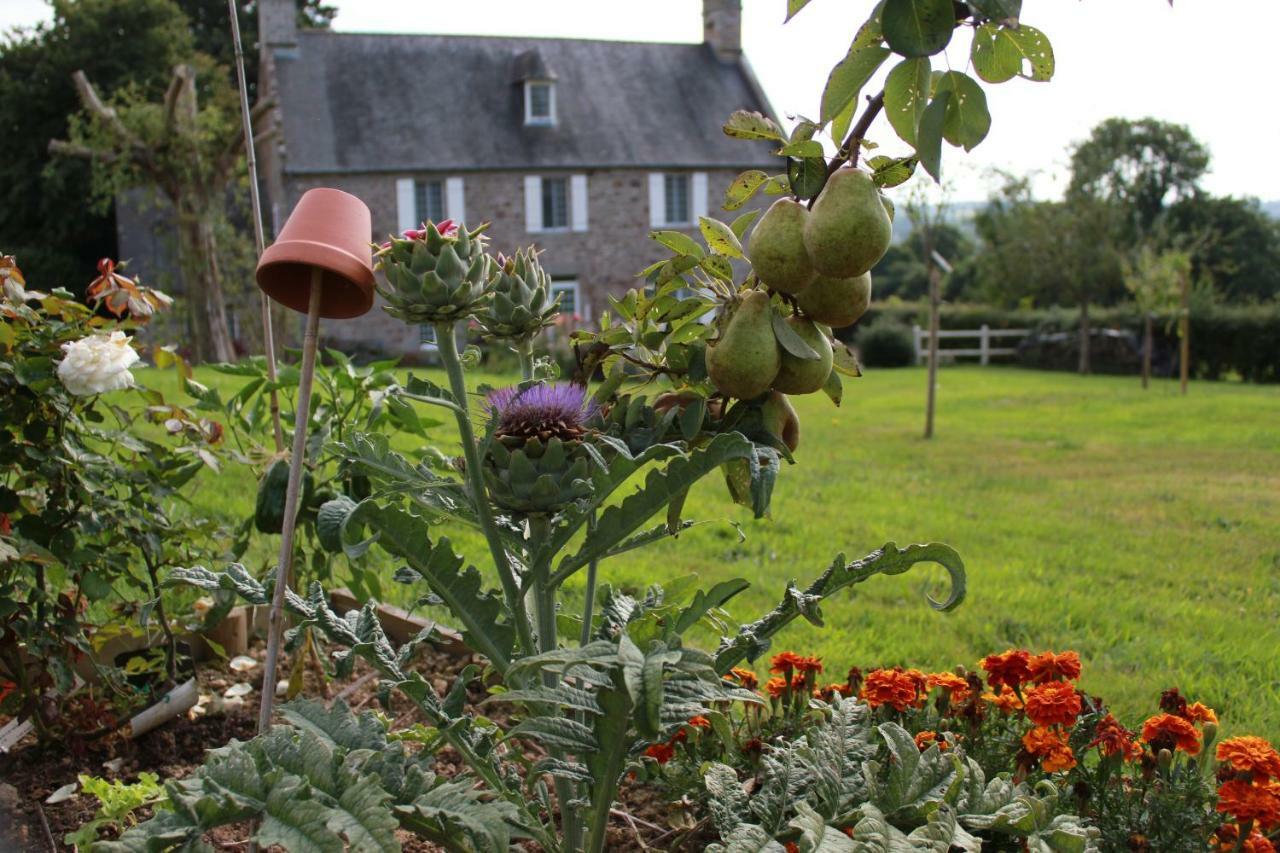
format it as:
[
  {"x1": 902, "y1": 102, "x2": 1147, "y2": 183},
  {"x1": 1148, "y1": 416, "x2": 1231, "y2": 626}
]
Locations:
[
  {"x1": 803, "y1": 168, "x2": 892, "y2": 278},
  {"x1": 794, "y1": 271, "x2": 872, "y2": 329},
  {"x1": 761, "y1": 391, "x2": 800, "y2": 453},
  {"x1": 706, "y1": 290, "x2": 780, "y2": 400},
  {"x1": 772, "y1": 316, "x2": 833, "y2": 395},
  {"x1": 747, "y1": 199, "x2": 817, "y2": 295}
]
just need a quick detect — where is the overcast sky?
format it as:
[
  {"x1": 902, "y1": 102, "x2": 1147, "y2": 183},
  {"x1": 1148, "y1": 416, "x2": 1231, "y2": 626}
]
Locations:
[{"x1": 5, "y1": 0, "x2": 1277, "y2": 203}]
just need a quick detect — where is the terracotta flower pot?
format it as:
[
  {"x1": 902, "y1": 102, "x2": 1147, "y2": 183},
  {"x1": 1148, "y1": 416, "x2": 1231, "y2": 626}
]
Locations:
[{"x1": 256, "y1": 188, "x2": 375, "y2": 319}]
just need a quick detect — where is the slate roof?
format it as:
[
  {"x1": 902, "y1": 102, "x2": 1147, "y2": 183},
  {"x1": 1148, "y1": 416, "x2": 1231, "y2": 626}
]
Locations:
[{"x1": 272, "y1": 31, "x2": 777, "y2": 175}]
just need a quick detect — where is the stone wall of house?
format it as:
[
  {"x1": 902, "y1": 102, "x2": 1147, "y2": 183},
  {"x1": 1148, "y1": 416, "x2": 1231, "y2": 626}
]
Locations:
[{"x1": 282, "y1": 167, "x2": 768, "y2": 357}]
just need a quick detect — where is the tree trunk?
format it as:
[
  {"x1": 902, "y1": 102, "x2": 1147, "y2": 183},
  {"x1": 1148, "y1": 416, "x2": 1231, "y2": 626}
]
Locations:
[
  {"x1": 1078, "y1": 298, "x2": 1091, "y2": 375},
  {"x1": 175, "y1": 198, "x2": 236, "y2": 362},
  {"x1": 199, "y1": 216, "x2": 237, "y2": 362},
  {"x1": 1141, "y1": 314, "x2": 1152, "y2": 389}
]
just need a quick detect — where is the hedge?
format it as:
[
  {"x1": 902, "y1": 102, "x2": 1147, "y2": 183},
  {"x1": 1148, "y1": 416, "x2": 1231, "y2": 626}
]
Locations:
[{"x1": 840, "y1": 301, "x2": 1280, "y2": 383}]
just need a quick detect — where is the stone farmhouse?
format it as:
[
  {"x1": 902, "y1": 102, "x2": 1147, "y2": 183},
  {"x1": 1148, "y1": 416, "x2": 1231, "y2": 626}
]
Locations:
[{"x1": 248, "y1": 0, "x2": 776, "y2": 354}]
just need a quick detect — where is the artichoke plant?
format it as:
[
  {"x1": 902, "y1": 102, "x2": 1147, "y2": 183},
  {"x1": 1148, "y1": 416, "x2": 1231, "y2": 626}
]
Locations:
[
  {"x1": 374, "y1": 219, "x2": 491, "y2": 323},
  {"x1": 477, "y1": 247, "x2": 559, "y2": 343}
]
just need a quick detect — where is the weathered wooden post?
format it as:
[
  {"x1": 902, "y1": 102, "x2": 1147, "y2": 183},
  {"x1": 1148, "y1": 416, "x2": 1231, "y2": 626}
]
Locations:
[{"x1": 253, "y1": 188, "x2": 375, "y2": 732}]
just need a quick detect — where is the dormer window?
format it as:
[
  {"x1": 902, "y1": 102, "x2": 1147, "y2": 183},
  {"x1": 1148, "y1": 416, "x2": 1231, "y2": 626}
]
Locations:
[{"x1": 525, "y1": 80, "x2": 556, "y2": 127}]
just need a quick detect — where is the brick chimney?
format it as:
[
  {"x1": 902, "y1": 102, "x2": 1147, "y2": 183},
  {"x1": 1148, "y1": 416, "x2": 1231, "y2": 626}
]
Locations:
[
  {"x1": 704, "y1": 0, "x2": 742, "y2": 62},
  {"x1": 259, "y1": 0, "x2": 298, "y2": 52}
]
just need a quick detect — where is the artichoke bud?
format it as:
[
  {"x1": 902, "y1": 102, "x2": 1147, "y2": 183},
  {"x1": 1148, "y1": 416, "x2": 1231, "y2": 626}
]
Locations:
[
  {"x1": 477, "y1": 247, "x2": 558, "y2": 342},
  {"x1": 375, "y1": 221, "x2": 492, "y2": 324},
  {"x1": 483, "y1": 436, "x2": 592, "y2": 514}
]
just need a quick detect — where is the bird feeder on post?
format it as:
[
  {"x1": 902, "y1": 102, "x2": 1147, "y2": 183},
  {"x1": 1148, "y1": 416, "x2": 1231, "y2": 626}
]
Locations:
[{"x1": 253, "y1": 187, "x2": 374, "y2": 732}]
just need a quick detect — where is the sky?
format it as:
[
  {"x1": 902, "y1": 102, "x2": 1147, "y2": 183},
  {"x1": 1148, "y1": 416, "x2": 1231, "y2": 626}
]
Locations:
[{"x1": 4, "y1": 0, "x2": 1278, "y2": 203}]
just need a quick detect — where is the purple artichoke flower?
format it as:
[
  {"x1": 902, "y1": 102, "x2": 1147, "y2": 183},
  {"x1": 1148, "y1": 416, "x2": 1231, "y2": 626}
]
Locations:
[{"x1": 486, "y1": 383, "x2": 596, "y2": 443}]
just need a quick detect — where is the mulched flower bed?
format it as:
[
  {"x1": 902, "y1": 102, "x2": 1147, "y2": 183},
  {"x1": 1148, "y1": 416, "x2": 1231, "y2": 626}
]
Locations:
[{"x1": 0, "y1": 638, "x2": 687, "y2": 851}]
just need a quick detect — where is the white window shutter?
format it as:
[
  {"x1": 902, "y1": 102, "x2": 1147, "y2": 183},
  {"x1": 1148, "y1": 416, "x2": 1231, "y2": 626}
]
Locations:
[
  {"x1": 571, "y1": 174, "x2": 588, "y2": 232},
  {"x1": 692, "y1": 172, "x2": 709, "y2": 221},
  {"x1": 396, "y1": 178, "x2": 416, "y2": 233},
  {"x1": 648, "y1": 173, "x2": 665, "y2": 228},
  {"x1": 524, "y1": 176, "x2": 542, "y2": 233},
  {"x1": 445, "y1": 177, "x2": 465, "y2": 225}
]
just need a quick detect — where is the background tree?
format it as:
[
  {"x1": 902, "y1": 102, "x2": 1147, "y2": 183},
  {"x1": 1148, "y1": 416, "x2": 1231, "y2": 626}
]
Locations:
[
  {"x1": 871, "y1": 221, "x2": 974, "y2": 301},
  {"x1": 50, "y1": 58, "x2": 248, "y2": 361},
  {"x1": 0, "y1": 0, "x2": 333, "y2": 292},
  {"x1": 1067, "y1": 117, "x2": 1210, "y2": 241},
  {"x1": 1122, "y1": 245, "x2": 1188, "y2": 388},
  {"x1": 1164, "y1": 196, "x2": 1280, "y2": 302},
  {"x1": 974, "y1": 179, "x2": 1125, "y2": 373}
]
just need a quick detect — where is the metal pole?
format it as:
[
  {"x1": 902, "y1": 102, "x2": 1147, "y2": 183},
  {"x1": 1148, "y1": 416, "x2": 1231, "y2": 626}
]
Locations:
[
  {"x1": 228, "y1": 0, "x2": 285, "y2": 453},
  {"x1": 257, "y1": 269, "x2": 322, "y2": 733}
]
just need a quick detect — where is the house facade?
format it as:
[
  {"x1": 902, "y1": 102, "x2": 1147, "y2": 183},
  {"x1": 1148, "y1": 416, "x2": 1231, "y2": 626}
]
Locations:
[{"x1": 252, "y1": 0, "x2": 776, "y2": 355}]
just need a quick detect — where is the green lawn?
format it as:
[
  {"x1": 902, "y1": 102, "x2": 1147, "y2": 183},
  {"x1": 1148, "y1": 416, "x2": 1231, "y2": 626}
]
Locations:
[{"x1": 143, "y1": 364, "x2": 1280, "y2": 739}]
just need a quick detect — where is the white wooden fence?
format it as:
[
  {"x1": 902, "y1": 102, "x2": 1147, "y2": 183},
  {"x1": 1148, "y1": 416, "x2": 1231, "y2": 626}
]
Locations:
[{"x1": 911, "y1": 324, "x2": 1030, "y2": 366}]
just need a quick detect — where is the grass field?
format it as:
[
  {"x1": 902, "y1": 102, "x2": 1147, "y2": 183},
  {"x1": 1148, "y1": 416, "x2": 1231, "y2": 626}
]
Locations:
[{"x1": 141, "y1": 364, "x2": 1280, "y2": 739}]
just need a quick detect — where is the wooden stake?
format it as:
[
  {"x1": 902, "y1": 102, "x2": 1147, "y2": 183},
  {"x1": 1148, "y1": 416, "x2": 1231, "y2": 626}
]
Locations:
[
  {"x1": 228, "y1": 0, "x2": 285, "y2": 453},
  {"x1": 923, "y1": 246, "x2": 940, "y2": 440},
  {"x1": 1179, "y1": 270, "x2": 1190, "y2": 395},
  {"x1": 257, "y1": 269, "x2": 322, "y2": 733}
]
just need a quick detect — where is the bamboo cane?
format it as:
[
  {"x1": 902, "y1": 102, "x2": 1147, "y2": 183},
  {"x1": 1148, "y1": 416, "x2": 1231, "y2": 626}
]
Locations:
[
  {"x1": 256, "y1": 269, "x2": 322, "y2": 733},
  {"x1": 228, "y1": 0, "x2": 285, "y2": 453}
]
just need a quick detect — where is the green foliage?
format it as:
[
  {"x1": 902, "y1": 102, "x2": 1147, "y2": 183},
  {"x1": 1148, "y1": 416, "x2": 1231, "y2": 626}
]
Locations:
[
  {"x1": 1068, "y1": 117, "x2": 1211, "y2": 240},
  {"x1": 100, "y1": 699, "x2": 516, "y2": 853},
  {"x1": 855, "y1": 318, "x2": 916, "y2": 368},
  {"x1": 0, "y1": 257, "x2": 224, "y2": 735},
  {"x1": 65, "y1": 771, "x2": 167, "y2": 849}
]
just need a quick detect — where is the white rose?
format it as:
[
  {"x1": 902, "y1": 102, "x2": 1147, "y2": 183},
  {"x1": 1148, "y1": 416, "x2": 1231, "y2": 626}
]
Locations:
[{"x1": 57, "y1": 331, "x2": 140, "y2": 396}]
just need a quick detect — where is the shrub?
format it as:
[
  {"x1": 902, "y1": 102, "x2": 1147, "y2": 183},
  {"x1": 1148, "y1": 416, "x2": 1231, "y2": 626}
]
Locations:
[{"x1": 856, "y1": 318, "x2": 916, "y2": 367}]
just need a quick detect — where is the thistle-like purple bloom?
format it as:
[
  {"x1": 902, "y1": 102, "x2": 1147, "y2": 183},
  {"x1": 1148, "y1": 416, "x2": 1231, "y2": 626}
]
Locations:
[{"x1": 486, "y1": 383, "x2": 596, "y2": 441}]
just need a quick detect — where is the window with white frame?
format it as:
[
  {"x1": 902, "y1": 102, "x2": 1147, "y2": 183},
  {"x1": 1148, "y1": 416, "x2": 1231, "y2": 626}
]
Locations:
[
  {"x1": 414, "y1": 180, "x2": 445, "y2": 224},
  {"x1": 549, "y1": 279, "x2": 583, "y2": 320},
  {"x1": 541, "y1": 177, "x2": 569, "y2": 230},
  {"x1": 649, "y1": 172, "x2": 708, "y2": 228},
  {"x1": 419, "y1": 324, "x2": 437, "y2": 348},
  {"x1": 663, "y1": 174, "x2": 691, "y2": 225},
  {"x1": 525, "y1": 175, "x2": 587, "y2": 233},
  {"x1": 525, "y1": 81, "x2": 556, "y2": 126},
  {"x1": 397, "y1": 177, "x2": 465, "y2": 233}
]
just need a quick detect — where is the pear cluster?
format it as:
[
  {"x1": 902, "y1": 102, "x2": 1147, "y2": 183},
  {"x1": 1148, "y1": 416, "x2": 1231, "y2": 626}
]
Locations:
[{"x1": 746, "y1": 167, "x2": 886, "y2": 327}]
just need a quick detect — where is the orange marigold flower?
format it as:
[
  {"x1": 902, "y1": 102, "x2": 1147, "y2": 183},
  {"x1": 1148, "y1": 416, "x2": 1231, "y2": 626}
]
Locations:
[
  {"x1": 1218, "y1": 737, "x2": 1280, "y2": 782},
  {"x1": 770, "y1": 651, "x2": 806, "y2": 674},
  {"x1": 687, "y1": 715, "x2": 711, "y2": 729},
  {"x1": 814, "y1": 682, "x2": 853, "y2": 702},
  {"x1": 794, "y1": 655, "x2": 824, "y2": 674},
  {"x1": 1213, "y1": 824, "x2": 1277, "y2": 853},
  {"x1": 1024, "y1": 680, "x2": 1083, "y2": 727},
  {"x1": 791, "y1": 673, "x2": 808, "y2": 692},
  {"x1": 915, "y1": 730, "x2": 948, "y2": 751},
  {"x1": 644, "y1": 742, "x2": 674, "y2": 764},
  {"x1": 765, "y1": 676, "x2": 788, "y2": 699},
  {"x1": 1021, "y1": 725, "x2": 1076, "y2": 773},
  {"x1": 1217, "y1": 779, "x2": 1280, "y2": 829},
  {"x1": 860, "y1": 668, "x2": 924, "y2": 712},
  {"x1": 1089, "y1": 714, "x2": 1142, "y2": 761},
  {"x1": 983, "y1": 685, "x2": 1024, "y2": 713},
  {"x1": 925, "y1": 672, "x2": 972, "y2": 704},
  {"x1": 1186, "y1": 701, "x2": 1219, "y2": 725},
  {"x1": 980, "y1": 649, "x2": 1032, "y2": 689},
  {"x1": 1141, "y1": 712, "x2": 1202, "y2": 755},
  {"x1": 670, "y1": 728, "x2": 688, "y2": 744},
  {"x1": 1028, "y1": 650, "x2": 1082, "y2": 684},
  {"x1": 728, "y1": 667, "x2": 758, "y2": 690},
  {"x1": 785, "y1": 843, "x2": 800, "y2": 853}
]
